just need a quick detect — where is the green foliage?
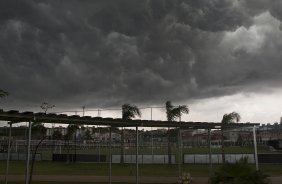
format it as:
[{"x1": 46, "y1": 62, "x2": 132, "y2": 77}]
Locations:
[
  {"x1": 83, "y1": 129, "x2": 92, "y2": 140},
  {"x1": 52, "y1": 130, "x2": 63, "y2": 140},
  {"x1": 32, "y1": 122, "x2": 47, "y2": 139},
  {"x1": 165, "y1": 101, "x2": 189, "y2": 121},
  {"x1": 209, "y1": 158, "x2": 270, "y2": 184},
  {"x1": 65, "y1": 124, "x2": 79, "y2": 140},
  {"x1": 122, "y1": 103, "x2": 141, "y2": 120},
  {"x1": 221, "y1": 112, "x2": 241, "y2": 124}
]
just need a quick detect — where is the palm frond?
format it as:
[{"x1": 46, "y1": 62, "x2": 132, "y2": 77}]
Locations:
[
  {"x1": 122, "y1": 104, "x2": 141, "y2": 120},
  {"x1": 222, "y1": 112, "x2": 241, "y2": 124},
  {"x1": 0, "y1": 89, "x2": 9, "y2": 98},
  {"x1": 165, "y1": 101, "x2": 189, "y2": 121}
]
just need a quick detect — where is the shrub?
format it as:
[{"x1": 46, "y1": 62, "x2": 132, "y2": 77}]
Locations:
[{"x1": 209, "y1": 157, "x2": 270, "y2": 184}]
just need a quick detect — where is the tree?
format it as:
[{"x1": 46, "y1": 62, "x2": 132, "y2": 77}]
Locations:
[
  {"x1": 120, "y1": 104, "x2": 141, "y2": 164},
  {"x1": 0, "y1": 89, "x2": 8, "y2": 98},
  {"x1": 65, "y1": 124, "x2": 79, "y2": 163},
  {"x1": 40, "y1": 102, "x2": 55, "y2": 113},
  {"x1": 165, "y1": 101, "x2": 189, "y2": 164},
  {"x1": 52, "y1": 130, "x2": 63, "y2": 140},
  {"x1": 29, "y1": 122, "x2": 47, "y2": 184},
  {"x1": 221, "y1": 112, "x2": 241, "y2": 163},
  {"x1": 237, "y1": 134, "x2": 243, "y2": 146},
  {"x1": 209, "y1": 157, "x2": 270, "y2": 184},
  {"x1": 83, "y1": 129, "x2": 93, "y2": 141},
  {"x1": 28, "y1": 102, "x2": 54, "y2": 184}
]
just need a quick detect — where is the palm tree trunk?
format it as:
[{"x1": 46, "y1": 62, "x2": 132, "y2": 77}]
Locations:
[
  {"x1": 29, "y1": 137, "x2": 45, "y2": 184},
  {"x1": 67, "y1": 139, "x2": 70, "y2": 164},
  {"x1": 120, "y1": 128, "x2": 124, "y2": 164},
  {"x1": 167, "y1": 127, "x2": 172, "y2": 165},
  {"x1": 221, "y1": 128, "x2": 225, "y2": 164}
]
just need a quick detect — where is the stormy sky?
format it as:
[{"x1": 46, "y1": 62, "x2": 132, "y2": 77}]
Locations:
[{"x1": 1, "y1": 0, "x2": 282, "y2": 123}]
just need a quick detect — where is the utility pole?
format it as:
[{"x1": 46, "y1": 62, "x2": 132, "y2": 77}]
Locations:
[
  {"x1": 98, "y1": 109, "x2": 101, "y2": 117},
  {"x1": 253, "y1": 126, "x2": 259, "y2": 170},
  {"x1": 5, "y1": 122, "x2": 12, "y2": 184},
  {"x1": 151, "y1": 107, "x2": 154, "y2": 163},
  {"x1": 82, "y1": 106, "x2": 85, "y2": 117}
]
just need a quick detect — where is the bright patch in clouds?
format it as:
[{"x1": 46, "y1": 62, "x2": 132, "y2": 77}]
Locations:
[
  {"x1": 221, "y1": 12, "x2": 280, "y2": 53},
  {"x1": 187, "y1": 89, "x2": 282, "y2": 124}
]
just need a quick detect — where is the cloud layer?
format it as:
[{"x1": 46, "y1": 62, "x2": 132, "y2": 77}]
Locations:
[{"x1": 1, "y1": 0, "x2": 282, "y2": 109}]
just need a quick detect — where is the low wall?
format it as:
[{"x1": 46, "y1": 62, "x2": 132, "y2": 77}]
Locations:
[
  {"x1": 52, "y1": 153, "x2": 282, "y2": 164},
  {"x1": 0, "y1": 153, "x2": 41, "y2": 161},
  {"x1": 112, "y1": 155, "x2": 176, "y2": 164},
  {"x1": 258, "y1": 154, "x2": 282, "y2": 163},
  {"x1": 112, "y1": 155, "x2": 175, "y2": 164},
  {"x1": 52, "y1": 154, "x2": 107, "y2": 162},
  {"x1": 184, "y1": 154, "x2": 255, "y2": 164}
]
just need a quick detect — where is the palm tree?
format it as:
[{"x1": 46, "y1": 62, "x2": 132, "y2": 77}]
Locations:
[
  {"x1": 29, "y1": 122, "x2": 46, "y2": 184},
  {"x1": 65, "y1": 124, "x2": 80, "y2": 163},
  {"x1": 0, "y1": 89, "x2": 8, "y2": 98},
  {"x1": 52, "y1": 130, "x2": 63, "y2": 140},
  {"x1": 120, "y1": 104, "x2": 141, "y2": 164},
  {"x1": 165, "y1": 101, "x2": 189, "y2": 164},
  {"x1": 221, "y1": 112, "x2": 241, "y2": 163}
]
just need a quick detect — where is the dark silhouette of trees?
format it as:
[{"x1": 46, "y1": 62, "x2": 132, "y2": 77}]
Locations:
[
  {"x1": 221, "y1": 112, "x2": 241, "y2": 163},
  {"x1": 83, "y1": 129, "x2": 92, "y2": 141},
  {"x1": 52, "y1": 130, "x2": 63, "y2": 140},
  {"x1": 40, "y1": 102, "x2": 55, "y2": 113},
  {"x1": 65, "y1": 124, "x2": 79, "y2": 163},
  {"x1": 165, "y1": 101, "x2": 189, "y2": 165},
  {"x1": 120, "y1": 104, "x2": 141, "y2": 164},
  {"x1": 29, "y1": 122, "x2": 46, "y2": 184}
]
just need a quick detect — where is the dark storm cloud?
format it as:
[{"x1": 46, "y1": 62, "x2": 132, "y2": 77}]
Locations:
[{"x1": 1, "y1": 0, "x2": 282, "y2": 110}]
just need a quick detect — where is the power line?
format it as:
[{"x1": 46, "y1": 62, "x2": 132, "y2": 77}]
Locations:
[{"x1": 51, "y1": 105, "x2": 188, "y2": 115}]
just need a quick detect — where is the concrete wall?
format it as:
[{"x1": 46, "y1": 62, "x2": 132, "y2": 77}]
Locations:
[
  {"x1": 112, "y1": 155, "x2": 175, "y2": 164},
  {"x1": 183, "y1": 154, "x2": 255, "y2": 164},
  {"x1": 0, "y1": 153, "x2": 41, "y2": 161}
]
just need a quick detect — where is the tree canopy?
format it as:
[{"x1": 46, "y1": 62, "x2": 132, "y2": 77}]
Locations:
[
  {"x1": 122, "y1": 103, "x2": 141, "y2": 120},
  {"x1": 222, "y1": 112, "x2": 241, "y2": 124},
  {"x1": 165, "y1": 101, "x2": 189, "y2": 121}
]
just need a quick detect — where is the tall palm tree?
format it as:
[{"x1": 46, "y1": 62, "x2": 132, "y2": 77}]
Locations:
[
  {"x1": 29, "y1": 122, "x2": 46, "y2": 184},
  {"x1": 65, "y1": 124, "x2": 79, "y2": 163},
  {"x1": 0, "y1": 89, "x2": 8, "y2": 98},
  {"x1": 120, "y1": 104, "x2": 141, "y2": 164},
  {"x1": 221, "y1": 112, "x2": 241, "y2": 163},
  {"x1": 165, "y1": 101, "x2": 189, "y2": 164}
]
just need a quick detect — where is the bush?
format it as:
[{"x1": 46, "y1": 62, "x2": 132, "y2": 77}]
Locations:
[{"x1": 209, "y1": 157, "x2": 270, "y2": 184}]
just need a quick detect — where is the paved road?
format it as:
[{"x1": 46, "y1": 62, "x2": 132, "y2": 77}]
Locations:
[{"x1": 0, "y1": 175, "x2": 281, "y2": 184}]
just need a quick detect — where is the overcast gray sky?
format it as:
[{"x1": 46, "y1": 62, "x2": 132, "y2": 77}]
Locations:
[{"x1": 1, "y1": 0, "x2": 282, "y2": 123}]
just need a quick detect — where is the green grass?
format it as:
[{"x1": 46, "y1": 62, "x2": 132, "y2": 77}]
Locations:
[
  {"x1": 7, "y1": 183, "x2": 127, "y2": 184},
  {"x1": 1, "y1": 161, "x2": 282, "y2": 177}
]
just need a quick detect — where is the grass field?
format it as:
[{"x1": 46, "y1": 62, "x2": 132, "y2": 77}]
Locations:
[
  {"x1": 1, "y1": 161, "x2": 282, "y2": 177},
  {"x1": 6, "y1": 183, "x2": 122, "y2": 184}
]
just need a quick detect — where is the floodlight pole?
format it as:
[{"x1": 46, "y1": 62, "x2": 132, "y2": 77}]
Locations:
[
  {"x1": 5, "y1": 122, "x2": 12, "y2": 184},
  {"x1": 178, "y1": 127, "x2": 182, "y2": 178},
  {"x1": 178, "y1": 111, "x2": 182, "y2": 178},
  {"x1": 151, "y1": 107, "x2": 154, "y2": 163},
  {"x1": 253, "y1": 126, "x2": 259, "y2": 170},
  {"x1": 82, "y1": 106, "x2": 85, "y2": 116},
  {"x1": 25, "y1": 120, "x2": 32, "y2": 184},
  {"x1": 136, "y1": 126, "x2": 139, "y2": 184},
  {"x1": 109, "y1": 126, "x2": 112, "y2": 184},
  {"x1": 208, "y1": 128, "x2": 212, "y2": 173}
]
